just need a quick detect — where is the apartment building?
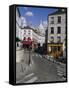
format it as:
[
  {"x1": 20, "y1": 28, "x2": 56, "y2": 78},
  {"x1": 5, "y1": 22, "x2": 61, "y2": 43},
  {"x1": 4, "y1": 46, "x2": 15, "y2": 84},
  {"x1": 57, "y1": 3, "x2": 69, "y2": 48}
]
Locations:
[{"x1": 47, "y1": 9, "x2": 66, "y2": 58}]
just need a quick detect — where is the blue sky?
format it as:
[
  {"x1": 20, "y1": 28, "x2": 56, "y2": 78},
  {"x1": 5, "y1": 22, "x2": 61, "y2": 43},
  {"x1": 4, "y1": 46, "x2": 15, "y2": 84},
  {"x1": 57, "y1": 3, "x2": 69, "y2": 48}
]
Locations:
[{"x1": 18, "y1": 6, "x2": 57, "y2": 27}]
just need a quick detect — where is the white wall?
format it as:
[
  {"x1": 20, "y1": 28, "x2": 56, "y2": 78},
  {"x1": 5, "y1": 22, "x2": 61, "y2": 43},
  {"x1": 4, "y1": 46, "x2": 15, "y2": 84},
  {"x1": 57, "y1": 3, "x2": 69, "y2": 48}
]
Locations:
[
  {"x1": 32, "y1": 30, "x2": 39, "y2": 43},
  {"x1": 16, "y1": 9, "x2": 21, "y2": 39},
  {"x1": 48, "y1": 14, "x2": 66, "y2": 43},
  {"x1": 20, "y1": 28, "x2": 32, "y2": 41},
  {"x1": 32, "y1": 30, "x2": 45, "y2": 46},
  {"x1": 0, "y1": 0, "x2": 69, "y2": 90},
  {"x1": 20, "y1": 28, "x2": 45, "y2": 46}
]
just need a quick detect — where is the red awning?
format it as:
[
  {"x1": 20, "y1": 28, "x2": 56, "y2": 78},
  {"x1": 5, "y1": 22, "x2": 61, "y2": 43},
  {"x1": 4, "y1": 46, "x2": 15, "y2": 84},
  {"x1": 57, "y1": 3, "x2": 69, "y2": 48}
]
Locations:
[{"x1": 21, "y1": 41, "x2": 32, "y2": 45}]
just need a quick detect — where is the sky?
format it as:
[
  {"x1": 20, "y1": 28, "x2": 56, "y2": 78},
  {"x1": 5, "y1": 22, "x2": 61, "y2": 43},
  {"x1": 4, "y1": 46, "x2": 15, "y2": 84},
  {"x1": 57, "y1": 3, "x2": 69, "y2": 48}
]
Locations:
[{"x1": 18, "y1": 6, "x2": 58, "y2": 28}]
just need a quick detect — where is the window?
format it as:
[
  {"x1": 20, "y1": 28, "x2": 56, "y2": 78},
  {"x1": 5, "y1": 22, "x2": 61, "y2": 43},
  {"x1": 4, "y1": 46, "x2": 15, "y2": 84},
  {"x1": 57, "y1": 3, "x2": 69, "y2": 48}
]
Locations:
[
  {"x1": 28, "y1": 30, "x2": 30, "y2": 32},
  {"x1": 28, "y1": 30, "x2": 30, "y2": 34},
  {"x1": 23, "y1": 37, "x2": 26, "y2": 41},
  {"x1": 51, "y1": 27, "x2": 54, "y2": 34},
  {"x1": 24, "y1": 30, "x2": 26, "y2": 32},
  {"x1": 51, "y1": 17, "x2": 54, "y2": 24},
  {"x1": 24, "y1": 30, "x2": 26, "y2": 34},
  {"x1": 28, "y1": 32, "x2": 30, "y2": 34},
  {"x1": 57, "y1": 16, "x2": 61, "y2": 23},
  {"x1": 24, "y1": 32, "x2": 26, "y2": 35},
  {"x1": 57, "y1": 27, "x2": 61, "y2": 34},
  {"x1": 57, "y1": 36, "x2": 61, "y2": 43},
  {"x1": 50, "y1": 36, "x2": 54, "y2": 43}
]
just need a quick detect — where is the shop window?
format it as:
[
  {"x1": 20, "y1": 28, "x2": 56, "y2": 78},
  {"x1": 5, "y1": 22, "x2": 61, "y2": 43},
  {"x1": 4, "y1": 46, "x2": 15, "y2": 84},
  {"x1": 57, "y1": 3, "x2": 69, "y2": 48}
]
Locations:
[
  {"x1": 53, "y1": 46, "x2": 57, "y2": 52},
  {"x1": 58, "y1": 46, "x2": 61, "y2": 51}
]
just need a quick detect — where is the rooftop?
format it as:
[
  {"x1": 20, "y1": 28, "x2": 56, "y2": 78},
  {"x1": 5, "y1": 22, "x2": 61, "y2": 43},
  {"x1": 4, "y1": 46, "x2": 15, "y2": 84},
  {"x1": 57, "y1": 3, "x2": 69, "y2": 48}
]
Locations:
[
  {"x1": 21, "y1": 26, "x2": 45, "y2": 37},
  {"x1": 48, "y1": 9, "x2": 66, "y2": 16},
  {"x1": 21, "y1": 26, "x2": 34, "y2": 30}
]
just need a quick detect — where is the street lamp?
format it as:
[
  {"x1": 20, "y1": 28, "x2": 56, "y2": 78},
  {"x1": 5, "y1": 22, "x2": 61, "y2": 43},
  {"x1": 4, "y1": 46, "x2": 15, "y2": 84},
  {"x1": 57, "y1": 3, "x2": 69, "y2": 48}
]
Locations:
[
  {"x1": 45, "y1": 29, "x2": 48, "y2": 54},
  {"x1": 28, "y1": 46, "x2": 31, "y2": 65}
]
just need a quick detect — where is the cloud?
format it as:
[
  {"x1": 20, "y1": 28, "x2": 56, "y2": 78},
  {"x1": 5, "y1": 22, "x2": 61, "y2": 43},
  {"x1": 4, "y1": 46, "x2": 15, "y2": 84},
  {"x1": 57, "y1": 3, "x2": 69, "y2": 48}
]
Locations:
[
  {"x1": 42, "y1": 20, "x2": 47, "y2": 28},
  {"x1": 43, "y1": 20, "x2": 47, "y2": 25},
  {"x1": 20, "y1": 16, "x2": 27, "y2": 27},
  {"x1": 25, "y1": 11, "x2": 33, "y2": 16},
  {"x1": 24, "y1": 7, "x2": 28, "y2": 10}
]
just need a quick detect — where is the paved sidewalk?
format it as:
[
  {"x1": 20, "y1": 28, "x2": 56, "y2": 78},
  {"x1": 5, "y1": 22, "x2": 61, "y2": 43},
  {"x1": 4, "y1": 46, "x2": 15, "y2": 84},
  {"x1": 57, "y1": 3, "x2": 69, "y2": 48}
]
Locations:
[
  {"x1": 16, "y1": 52, "x2": 67, "y2": 83},
  {"x1": 16, "y1": 50, "x2": 32, "y2": 82},
  {"x1": 16, "y1": 49, "x2": 24, "y2": 63}
]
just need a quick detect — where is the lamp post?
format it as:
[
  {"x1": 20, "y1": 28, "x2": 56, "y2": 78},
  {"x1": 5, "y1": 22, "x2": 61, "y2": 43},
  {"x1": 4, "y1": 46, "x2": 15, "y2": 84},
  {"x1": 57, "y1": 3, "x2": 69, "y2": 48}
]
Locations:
[
  {"x1": 45, "y1": 29, "x2": 48, "y2": 54},
  {"x1": 28, "y1": 46, "x2": 31, "y2": 65}
]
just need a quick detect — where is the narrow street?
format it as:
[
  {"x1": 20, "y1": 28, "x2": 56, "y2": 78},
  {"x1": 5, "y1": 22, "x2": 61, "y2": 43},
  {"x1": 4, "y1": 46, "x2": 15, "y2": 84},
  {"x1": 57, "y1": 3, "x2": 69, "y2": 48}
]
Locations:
[
  {"x1": 16, "y1": 7, "x2": 67, "y2": 84},
  {"x1": 16, "y1": 51, "x2": 66, "y2": 84}
]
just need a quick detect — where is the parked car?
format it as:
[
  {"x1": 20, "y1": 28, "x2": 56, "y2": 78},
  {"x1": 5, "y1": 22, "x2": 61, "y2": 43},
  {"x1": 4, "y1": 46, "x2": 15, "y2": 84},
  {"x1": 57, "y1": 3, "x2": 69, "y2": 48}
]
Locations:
[
  {"x1": 57, "y1": 56, "x2": 66, "y2": 63},
  {"x1": 34, "y1": 46, "x2": 44, "y2": 55}
]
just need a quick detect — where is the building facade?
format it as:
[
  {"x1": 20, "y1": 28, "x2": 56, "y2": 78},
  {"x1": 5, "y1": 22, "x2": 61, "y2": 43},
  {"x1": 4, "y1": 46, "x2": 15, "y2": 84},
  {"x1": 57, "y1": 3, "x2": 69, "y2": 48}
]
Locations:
[
  {"x1": 47, "y1": 9, "x2": 66, "y2": 58},
  {"x1": 16, "y1": 8, "x2": 21, "y2": 39},
  {"x1": 16, "y1": 8, "x2": 45, "y2": 50},
  {"x1": 16, "y1": 8, "x2": 28, "y2": 48},
  {"x1": 20, "y1": 26, "x2": 45, "y2": 49},
  {"x1": 16, "y1": 8, "x2": 22, "y2": 48}
]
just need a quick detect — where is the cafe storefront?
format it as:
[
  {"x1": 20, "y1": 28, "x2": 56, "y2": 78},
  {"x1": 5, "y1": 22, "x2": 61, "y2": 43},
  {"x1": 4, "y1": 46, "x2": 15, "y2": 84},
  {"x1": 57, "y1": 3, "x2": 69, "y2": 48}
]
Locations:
[{"x1": 47, "y1": 43, "x2": 63, "y2": 58}]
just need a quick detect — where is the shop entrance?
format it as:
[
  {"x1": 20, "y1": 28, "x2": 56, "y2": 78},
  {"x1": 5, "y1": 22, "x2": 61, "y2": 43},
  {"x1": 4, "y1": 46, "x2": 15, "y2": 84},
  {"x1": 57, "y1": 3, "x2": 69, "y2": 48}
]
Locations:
[{"x1": 47, "y1": 43, "x2": 63, "y2": 58}]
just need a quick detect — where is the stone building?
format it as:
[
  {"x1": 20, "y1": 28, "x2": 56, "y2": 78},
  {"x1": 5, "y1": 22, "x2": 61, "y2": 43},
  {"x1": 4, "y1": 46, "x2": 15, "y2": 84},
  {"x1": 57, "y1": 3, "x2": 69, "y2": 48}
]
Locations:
[
  {"x1": 47, "y1": 9, "x2": 66, "y2": 58},
  {"x1": 20, "y1": 26, "x2": 45, "y2": 49}
]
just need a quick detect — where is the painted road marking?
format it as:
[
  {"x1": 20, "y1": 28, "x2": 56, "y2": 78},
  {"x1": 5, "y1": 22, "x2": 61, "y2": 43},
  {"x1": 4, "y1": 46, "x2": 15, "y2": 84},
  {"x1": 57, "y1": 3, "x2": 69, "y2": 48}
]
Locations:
[
  {"x1": 24, "y1": 73, "x2": 34, "y2": 79},
  {"x1": 16, "y1": 73, "x2": 34, "y2": 83},
  {"x1": 24, "y1": 77, "x2": 38, "y2": 83}
]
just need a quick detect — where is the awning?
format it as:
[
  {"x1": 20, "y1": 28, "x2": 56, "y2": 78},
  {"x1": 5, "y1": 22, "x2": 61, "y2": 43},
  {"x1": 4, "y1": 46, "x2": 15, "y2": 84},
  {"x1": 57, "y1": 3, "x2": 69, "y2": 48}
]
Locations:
[
  {"x1": 16, "y1": 37, "x2": 21, "y2": 42},
  {"x1": 21, "y1": 41, "x2": 32, "y2": 45}
]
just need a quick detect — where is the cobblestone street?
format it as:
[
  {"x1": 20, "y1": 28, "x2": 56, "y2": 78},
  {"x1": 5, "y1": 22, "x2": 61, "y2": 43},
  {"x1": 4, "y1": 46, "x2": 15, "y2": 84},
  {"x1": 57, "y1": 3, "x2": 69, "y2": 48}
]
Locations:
[{"x1": 16, "y1": 50, "x2": 66, "y2": 84}]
